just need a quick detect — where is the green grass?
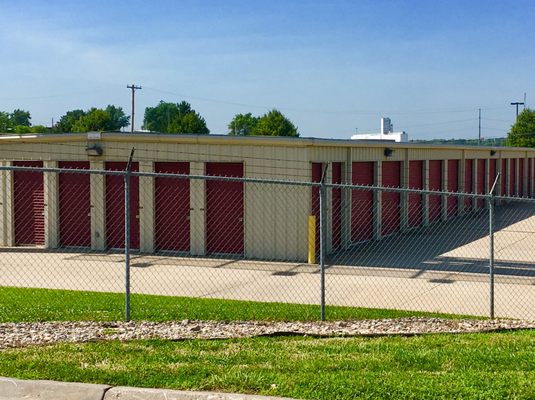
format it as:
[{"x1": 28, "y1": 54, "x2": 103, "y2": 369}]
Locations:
[
  {"x1": 0, "y1": 286, "x2": 468, "y2": 322},
  {"x1": 2, "y1": 331, "x2": 535, "y2": 399}
]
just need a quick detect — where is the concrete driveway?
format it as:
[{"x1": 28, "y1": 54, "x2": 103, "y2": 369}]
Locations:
[{"x1": 1, "y1": 202, "x2": 535, "y2": 320}]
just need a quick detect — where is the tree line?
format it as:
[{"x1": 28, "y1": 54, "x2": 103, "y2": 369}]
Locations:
[
  {"x1": 3, "y1": 102, "x2": 532, "y2": 145},
  {"x1": 0, "y1": 100, "x2": 299, "y2": 137}
]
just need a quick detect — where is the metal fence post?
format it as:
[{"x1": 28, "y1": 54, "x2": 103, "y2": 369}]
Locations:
[
  {"x1": 489, "y1": 173, "x2": 499, "y2": 319},
  {"x1": 319, "y1": 167, "x2": 328, "y2": 321},
  {"x1": 124, "y1": 148, "x2": 135, "y2": 322},
  {"x1": 489, "y1": 194, "x2": 495, "y2": 319}
]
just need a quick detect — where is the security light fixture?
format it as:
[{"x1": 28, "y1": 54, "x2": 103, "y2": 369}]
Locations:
[
  {"x1": 384, "y1": 148, "x2": 394, "y2": 157},
  {"x1": 490, "y1": 150, "x2": 497, "y2": 156},
  {"x1": 86, "y1": 144, "x2": 103, "y2": 156}
]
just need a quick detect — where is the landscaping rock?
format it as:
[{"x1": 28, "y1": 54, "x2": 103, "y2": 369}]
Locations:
[{"x1": 1, "y1": 318, "x2": 534, "y2": 349}]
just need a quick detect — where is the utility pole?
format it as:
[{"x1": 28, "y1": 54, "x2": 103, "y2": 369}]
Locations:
[
  {"x1": 127, "y1": 84, "x2": 142, "y2": 132},
  {"x1": 511, "y1": 101, "x2": 525, "y2": 119},
  {"x1": 478, "y1": 108, "x2": 481, "y2": 145}
]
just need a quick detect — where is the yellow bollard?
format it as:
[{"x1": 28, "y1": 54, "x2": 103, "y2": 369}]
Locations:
[{"x1": 308, "y1": 215, "x2": 316, "y2": 264}]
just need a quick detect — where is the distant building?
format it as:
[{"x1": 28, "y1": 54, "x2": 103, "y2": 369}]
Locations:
[{"x1": 351, "y1": 117, "x2": 408, "y2": 142}]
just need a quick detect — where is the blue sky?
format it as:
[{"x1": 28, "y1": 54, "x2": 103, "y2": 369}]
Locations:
[{"x1": 1, "y1": 0, "x2": 534, "y2": 139}]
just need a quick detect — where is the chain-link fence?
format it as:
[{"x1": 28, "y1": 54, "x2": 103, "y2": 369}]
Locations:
[{"x1": 1, "y1": 163, "x2": 534, "y2": 320}]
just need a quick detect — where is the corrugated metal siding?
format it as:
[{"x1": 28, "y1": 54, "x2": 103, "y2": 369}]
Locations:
[
  {"x1": 309, "y1": 147, "x2": 347, "y2": 163},
  {"x1": 154, "y1": 162, "x2": 190, "y2": 252},
  {"x1": 489, "y1": 159, "x2": 497, "y2": 193},
  {"x1": 351, "y1": 147, "x2": 385, "y2": 161},
  {"x1": 447, "y1": 160, "x2": 459, "y2": 216},
  {"x1": 464, "y1": 149, "x2": 493, "y2": 159},
  {"x1": 13, "y1": 161, "x2": 44, "y2": 246},
  {"x1": 331, "y1": 162, "x2": 342, "y2": 250},
  {"x1": 477, "y1": 159, "x2": 485, "y2": 208},
  {"x1": 519, "y1": 158, "x2": 525, "y2": 196},
  {"x1": 381, "y1": 161, "x2": 401, "y2": 235},
  {"x1": 351, "y1": 162, "x2": 374, "y2": 242},
  {"x1": 501, "y1": 159, "x2": 507, "y2": 196},
  {"x1": 529, "y1": 159, "x2": 533, "y2": 197},
  {"x1": 408, "y1": 160, "x2": 423, "y2": 227},
  {"x1": 428, "y1": 160, "x2": 442, "y2": 222},
  {"x1": 408, "y1": 149, "x2": 462, "y2": 160},
  {"x1": 509, "y1": 159, "x2": 516, "y2": 196},
  {"x1": 105, "y1": 162, "x2": 140, "y2": 249},
  {"x1": 206, "y1": 162, "x2": 244, "y2": 255},
  {"x1": 58, "y1": 161, "x2": 91, "y2": 247},
  {"x1": 464, "y1": 159, "x2": 474, "y2": 211}
]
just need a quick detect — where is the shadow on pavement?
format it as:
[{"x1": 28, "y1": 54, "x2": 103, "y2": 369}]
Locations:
[{"x1": 329, "y1": 201, "x2": 535, "y2": 279}]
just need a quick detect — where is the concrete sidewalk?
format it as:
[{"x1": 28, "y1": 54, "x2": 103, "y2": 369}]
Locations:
[{"x1": 0, "y1": 376, "x2": 295, "y2": 400}]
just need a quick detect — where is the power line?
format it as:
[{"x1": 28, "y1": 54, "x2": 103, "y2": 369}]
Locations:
[{"x1": 142, "y1": 85, "x2": 510, "y2": 117}]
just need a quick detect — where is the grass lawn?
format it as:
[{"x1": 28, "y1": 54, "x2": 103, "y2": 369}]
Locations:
[
  {"x1": 1, "y1": 331, "x2": 535, "y2": 399},
  {"x1": 0, "y1": 286, "x2": 468, "y2": 322},
  {"x1": 3, "y1": 286, "x2": 514, "y2": 399}
]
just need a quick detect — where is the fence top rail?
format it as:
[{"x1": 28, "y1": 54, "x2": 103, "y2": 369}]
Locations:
[
  {"x1": 2, "y1": 164, "x2": 535, "y2": 202},
  {"x1": 326, "y1": 182, "x2": 535, "y2": 200}
]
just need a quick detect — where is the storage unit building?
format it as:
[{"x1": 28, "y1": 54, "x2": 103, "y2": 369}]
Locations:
[{"x1": 1, "y1": 132, "x2": 534, "y2": 262}]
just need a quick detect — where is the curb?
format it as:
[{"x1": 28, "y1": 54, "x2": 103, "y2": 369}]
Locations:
[
  {"x1": 0, "y1": 377, "x2": 295, "y2": 400},
  {"x1": 0, "y1": 377, "x2": 110, "y2": 400}
]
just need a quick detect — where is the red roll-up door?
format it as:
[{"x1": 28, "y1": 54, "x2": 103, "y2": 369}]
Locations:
[
  {"x1": 351, "y1": 162, "x2": 374, "y2": 242},
  {"x1": 381, "y1": 161, "x2": 401, "y2": 236},
  {"x1": 206, "y1": 162, "x2": 244, "y2": 255},
  {"x1": 529, "y1": 159, "x2": 533, "y2": 197},
  {"x1": 476, "y1": 159, "x2": 485, "y2": 208},
  {"x1": 311, "y1": 163, "x2": 322, "y2": 255},
  {"x1": 519, "y1": 158, "x2": 525, "y2": 197},
  {"x1": 13, "y1": 161, "x2": 44, "y2": 246},
  {"x1": 447, "y1": 160, "x2": 459, "y2": 216},
  {"x1": 429, "y1": 160, "x2": 442, "y2": 222},
  {"x1": 501, "y1": 159, "x2": 507, "y2": 196},
  {"x1": 489, "y1": 159, "x2": 497, "y2": 193},
  {"x1": 464, "y1": 159, "x2": 473, "y2": 211},
  {"x1": 155, "y1": 162, "x2": 190, "y2": 252},
  {"x1": 332, "y1": 162, "x2": 342, "y2": 250},
  {"x1": 408, "y1": 160, "x2": 423, "y2": 228},
  {"x1": 105, "y1": 162, "x2": 140, "y2": 249},
  {"x1": 58, "y1": 161, "x2": 91, "y2": 247},
  {"x1": 509, "y1": 159, "x2": 516, "y2": 196}
]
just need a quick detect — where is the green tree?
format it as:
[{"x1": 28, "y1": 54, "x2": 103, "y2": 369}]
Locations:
[
  {"x1": 72, "y1": 108, "x2": 111, "y2": 133},
  {"x1": 10, "y1": 109, "x2": 31, "y2": 126},
  {"x1": 13, "y1": 124, "x2": 48, "y2": 134},
  {"x1": 54, "y1": 109, "x2": 86, "y2": 133},
  {"x1": 143, "y1": 101, "x2": 209, "y2": 134},
  {"x1": 251, "y1": 109, "x2": 299, "y2": 137},
  {"x1": 0, "y1": 112, "x2": 12, "y2": 132},
  {"x1": 507, "y1": 109, "x2": 535, "y2": 147},
  {"x1": 105, "y1": 105, "x2": 130, "y2": 131},
  {"x1": 31, "y1": 125, "x2": 49, "y2": 133},
  {"x1": 228, "y1": 113, "x2": 259, "y2": 135},
  {"x1": 14, "y1": 125, "x2": 32, "y2": 134}
]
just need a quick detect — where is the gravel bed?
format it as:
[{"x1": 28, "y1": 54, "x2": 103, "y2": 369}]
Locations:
[{"x1": 1, "y1": 318, "x2": 534, "y2": 349}]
